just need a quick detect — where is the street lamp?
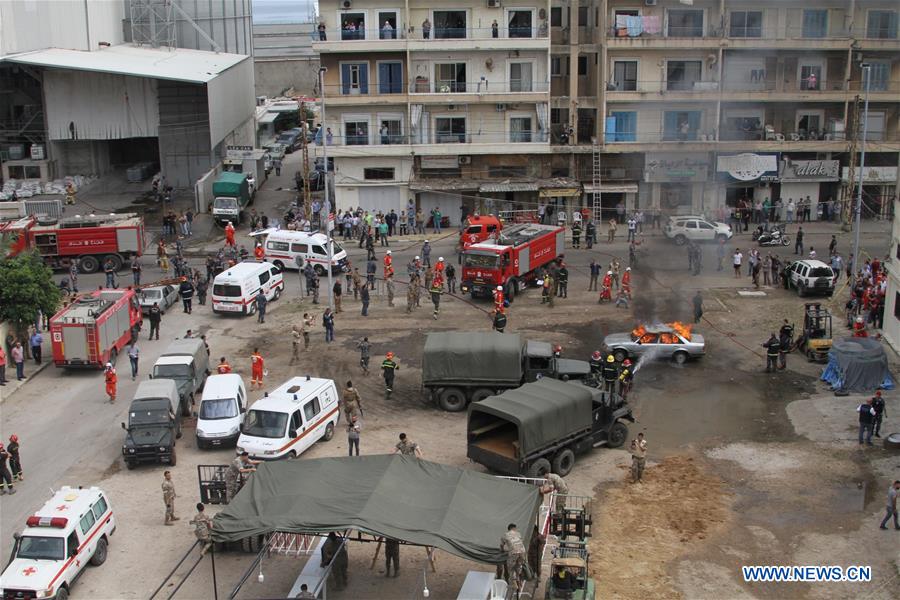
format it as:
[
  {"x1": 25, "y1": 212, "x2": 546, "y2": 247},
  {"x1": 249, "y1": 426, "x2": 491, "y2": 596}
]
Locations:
[
  {"x1": 319, "y1": 66, "x2": 334, "y2": 311},
  {"x1": 851, "y1": 63, "x2": 871, "y2": 277}
]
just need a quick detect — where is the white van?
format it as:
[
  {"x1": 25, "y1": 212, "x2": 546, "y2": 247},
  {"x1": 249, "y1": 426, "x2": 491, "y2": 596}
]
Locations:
[
  {"x1": 262, "y1": 230, "x2": 348, "y2": 275},
  {"x1": 196, "y1": 374, "x2": 247, "y2": 449},
  {"x1": 211, "y1": 261, "x2": 284, "y2": 315},
  {"x1": 236, "y1": 376, "x2": 340, "y2": 460}
]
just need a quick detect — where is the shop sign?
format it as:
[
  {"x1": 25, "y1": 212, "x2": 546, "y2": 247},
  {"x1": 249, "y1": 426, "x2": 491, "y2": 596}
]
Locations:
[
  {"x1": 226, "y1": 145, "x2": 257, "y2": 160},
  {"x1": 717, "y1": 153, "x2": 779, "y2": 182},
  {"x1": 421, "y1": 156, "x2": 459, "y2": 170},
  {"x1": 780, "y1": 159, "x2": 839, "y2": 181},
  {"x1": 840, "y1": 166, "x2": 898, "y2": 183},
  {"x1": 644, "y1": 154, "x2": 709, "y2": 183}
]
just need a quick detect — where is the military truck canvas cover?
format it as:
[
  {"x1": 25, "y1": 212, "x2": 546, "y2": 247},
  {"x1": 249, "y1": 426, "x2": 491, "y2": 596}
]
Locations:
[
  {"x1": 211, "y1": 455, "x2": 540, "y2": 564},
  {"x1": 423, "y1": 332, "x2": 524, "y2": 385},
  {"x1": 468, "y1": 378, "x2": 594, "y2": 452}
]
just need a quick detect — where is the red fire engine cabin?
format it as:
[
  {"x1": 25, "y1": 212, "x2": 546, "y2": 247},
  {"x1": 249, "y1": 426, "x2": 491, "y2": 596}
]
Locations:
[{"x1": 50, "y1": 289, "x2": 143, "y2": 369}]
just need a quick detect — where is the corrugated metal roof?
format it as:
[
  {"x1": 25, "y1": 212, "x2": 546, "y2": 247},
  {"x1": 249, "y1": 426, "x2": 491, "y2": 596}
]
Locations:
[
  {"x1": 2, "y1": 45, "x2": 249, "y2": 84},
  {"x1": 479, "y1": 182, "x2": 539, "y2": 192}
]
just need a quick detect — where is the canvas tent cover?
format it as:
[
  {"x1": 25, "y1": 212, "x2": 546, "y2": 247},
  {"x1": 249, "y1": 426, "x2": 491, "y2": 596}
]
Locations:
[
  {"x1": 468, "y1": 378, "x2": 595, "y2": 452},
  {"x1": 820, "y1": 337, "x2": 895, "y2": 392},
  {"x1": 211, "y1": 455, "x2": 541, "y2": 564},
  {"x1": 423, "y1": 332, "x2": 524, "y2": 385}
]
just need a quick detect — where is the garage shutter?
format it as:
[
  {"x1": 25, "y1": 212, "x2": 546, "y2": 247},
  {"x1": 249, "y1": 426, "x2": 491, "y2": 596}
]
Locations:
[
  {"x1": 419, "y1": 192, "x2": 456, "y2": 226},
  {"x1": 358, "y1": 186, "x2": 401, "y2": 214}
]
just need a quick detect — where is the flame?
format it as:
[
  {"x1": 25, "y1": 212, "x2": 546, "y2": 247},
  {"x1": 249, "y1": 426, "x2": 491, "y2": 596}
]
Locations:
[
  {"x1": 631, "y1": 322, "x2": 692, "y2": 342},
  {"x1": 631, "y1": 324, "x2": 647, "y2": 338},
  {"x1": 669, "y1": 321, "x2": 692, "y2": 341}
]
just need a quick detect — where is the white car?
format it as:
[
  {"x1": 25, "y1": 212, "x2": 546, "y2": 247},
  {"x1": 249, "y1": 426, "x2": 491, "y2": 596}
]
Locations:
[
  {"x1": 138, "y1": 285, "x2": 179, "y2": 314},
  {"x1": 781, "y1": 260, "x2": 838, "y2": 297},
  {"x1": 664, "y1": 216, "x2": 733, "y2": 246},
  {"x1": 0, "y1": 486, "x2": 116, "y2": 600}
]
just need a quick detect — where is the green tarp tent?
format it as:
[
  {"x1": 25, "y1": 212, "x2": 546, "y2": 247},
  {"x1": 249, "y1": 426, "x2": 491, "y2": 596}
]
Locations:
[{"x1": 211, "y1": 455, "x2": 541, "y2": 564}]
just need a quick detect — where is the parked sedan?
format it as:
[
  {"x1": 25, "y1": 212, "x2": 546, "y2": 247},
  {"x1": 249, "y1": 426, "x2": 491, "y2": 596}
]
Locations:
[
  {"x1": 138, "y1": 285, "x2": 179, "y2": 314},
  {"x1": 603, "y1": 323, "x2": 706, "y2": 364}
]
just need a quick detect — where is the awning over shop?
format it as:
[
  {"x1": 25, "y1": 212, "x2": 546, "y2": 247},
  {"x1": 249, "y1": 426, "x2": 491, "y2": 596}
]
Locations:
[
  {"x1": 257, "y1": 112, "x2": 279, "y2": 124},
  {"x1": 583, "y1": 183, "x2": 639, "y2": 194},
  {"x1": 409, "y1": 178, "x2": 481, "y2": 192},
  {"x1": 211, "y1": 455, "x2": 542, "y2": 564},
  {"x1": 480, "y1": 182, "x2": 539, "y2": 193},
  {"x1": 539, "y1": 188, "x2": 580, "y2": 197}
]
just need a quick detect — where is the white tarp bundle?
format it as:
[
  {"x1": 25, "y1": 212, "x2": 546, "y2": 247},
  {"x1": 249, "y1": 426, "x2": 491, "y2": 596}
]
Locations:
[
  {"x1": 44, "y1": 70, "x2": 159, "y2": 140},
  {"x1": 0, "y1": 175, "x2": 96, "y2": 200}
]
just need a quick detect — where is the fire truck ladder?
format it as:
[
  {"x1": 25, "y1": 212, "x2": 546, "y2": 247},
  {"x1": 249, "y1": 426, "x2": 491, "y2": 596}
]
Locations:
[
  {"x1": 591, "y1": 143, "x2": 602, "y2": 221},
  {"x1": 86, "y1": 326, "x2": 99, "y2": 363}
]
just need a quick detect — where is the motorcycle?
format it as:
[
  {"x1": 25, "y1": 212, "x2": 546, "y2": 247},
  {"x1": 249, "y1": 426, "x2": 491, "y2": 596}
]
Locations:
[{"x1": 757, "y1": 227, "x2": 790, "y2": 246}]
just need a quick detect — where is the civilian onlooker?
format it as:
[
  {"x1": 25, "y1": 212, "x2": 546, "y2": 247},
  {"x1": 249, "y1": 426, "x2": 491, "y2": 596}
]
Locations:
[{"x1": 11, "y1": 341, "x2": 25, "y2": 381}]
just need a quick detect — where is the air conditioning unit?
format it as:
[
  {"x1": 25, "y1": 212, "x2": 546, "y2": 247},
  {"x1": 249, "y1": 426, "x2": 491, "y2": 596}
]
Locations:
[
  {"x1": 256, "y1": 95, "x2": 267, "y2": 107},
  {"x1": 487, "y1": 0, "x2": 501, "y2": 8},
  {"x1": 458, "y1": 156, "x2": 472, "y2": 165},
  {"x1": 495, "y1": 103, "x2": 508, "y2": 112},
  {"x1": 447, "y1": 104, "x2": 457, "y2": 111},
  {"x1": 342, "y1": 0, "x2": 352, "y2": 8},
  {"x1": 645, "y1": 0, "x2": 657, "y2": 6}
]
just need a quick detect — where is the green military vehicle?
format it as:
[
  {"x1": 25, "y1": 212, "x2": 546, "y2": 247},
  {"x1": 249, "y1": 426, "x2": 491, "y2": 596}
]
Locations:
[
  {"x1": 151, "y1": 338, "x2": 210, "y2": 417},
  {"x1": 423, "y1": 332, "x2": 592, "y2": 412},
  {"x1": 545, "y1": 544, "x2": 596, "y2": 600},
  {"x1": 467, "y1": 378, "x2": 632, "y2": 477},
  {"x1": 211, "y1": 171, "x2": 252, "y2": 226},
  {"x1": 122, "y1": 379, "x2": 181, "y2": 468}
]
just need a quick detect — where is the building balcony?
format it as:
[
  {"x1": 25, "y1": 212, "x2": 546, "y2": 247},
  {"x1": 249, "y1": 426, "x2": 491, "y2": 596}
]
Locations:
[
  {"x1": 312, "y1": 26, "x2": 549, "y2": 53},
  {"x1": 322, "y1": 82, "x2": 550, "y2": 106},
  {"x1": 587, "y1": 131, "x2": 900, "y2": 154},
  {"x1": 605, "y1": 78, "x2": 860, "y2": 103},
  {"x1": 313, "y1": 132, "x2": 550, "y2": 158}
]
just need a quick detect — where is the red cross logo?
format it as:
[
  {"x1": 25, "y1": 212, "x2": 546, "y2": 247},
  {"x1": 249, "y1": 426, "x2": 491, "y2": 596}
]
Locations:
[
  {"x1": 23, "y1": 567, "x2": 37, "y2": 576},
  {"x1": 75, "y1": 559, "x2": 81, "y2": 568},
  {"x1": 56, "y1": 505, "x2": 69, "y2": 511}
]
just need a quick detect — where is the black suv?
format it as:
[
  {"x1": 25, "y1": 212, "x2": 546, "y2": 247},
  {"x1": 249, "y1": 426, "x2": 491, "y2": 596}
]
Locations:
[{"x1": 122, "y1": 399, "x2": 181, "y2": 468}]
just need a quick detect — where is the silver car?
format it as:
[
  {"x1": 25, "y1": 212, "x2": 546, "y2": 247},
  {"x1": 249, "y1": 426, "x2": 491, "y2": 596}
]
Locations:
[
  {"x1": 139, "y1": 285, "x2": 179, "y2": 314},
  {"x1": 603, "y1": 323, "x2": 706, "y2": 364}
]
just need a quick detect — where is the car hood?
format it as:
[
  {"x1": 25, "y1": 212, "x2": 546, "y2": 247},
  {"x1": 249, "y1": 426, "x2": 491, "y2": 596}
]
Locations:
[
  {"x1": 603, "y1": 333, "x2": 633, "y2": 347},
  {"x1": 1, "y1": 557, "x2": 60, "y2": 590},
  {"x1": 126, "y1": 426, "x2": 173, "y2": 447},
  {"x1": 555, "y1": 358, "x2": 591, "y2": 376},
  {"x1": 197, "y1": 417, "x2": 241, "y2": 437}
]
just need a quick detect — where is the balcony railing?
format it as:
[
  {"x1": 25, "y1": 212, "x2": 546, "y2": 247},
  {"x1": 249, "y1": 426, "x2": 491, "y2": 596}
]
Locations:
[
  {"x1": 607, "y1": 22, "x2": 861, "y2": 41},
  {"x1": 606, "y1": 78, "x2": 852, "y2": 94},
  {"x1": 313, "y1": 26, "x2": 549, "y2": 42},
  {"x1": 317, "y1": 131, "x2": 548, "y2": 146},
  {"x1": 321, "y1": 81, "x2": 550, "y2": 97}
]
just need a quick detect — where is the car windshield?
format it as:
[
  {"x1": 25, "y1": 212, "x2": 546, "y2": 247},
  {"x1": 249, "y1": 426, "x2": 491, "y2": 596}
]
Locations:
[
  {"x1": 331, "y1": 241, "x2": 344, "y2": 254},
  {"x1": 17, "y1": 535, "x2": 65, "y2": 561},
  {"x1": 243, "y1": 409, "x2": 288, "y2": 439},
  {"x1": 463, "y1": 252, "x2": 498, "y2": 268},
  {"x1": 153, "y1": 364, "x2": 191, "y2": 379},
  {"x1": 214, "y1": 198, "x2": 238, "y2": 210},
  {"x1": 808, "y1": 266, "x2": 834, "y2": 277},
  {"x1": 213, "y1": 284, "x2": 242, "y2": 297},
  {"x1": 200, "y1": 398, "x2": 238, "y2": 420},
  {"x1": 129, "y1": 408, "x2": 170, "y2": 425},
  {"x1": 141, "y1": 289, "x2": 162, "y2": 299}
]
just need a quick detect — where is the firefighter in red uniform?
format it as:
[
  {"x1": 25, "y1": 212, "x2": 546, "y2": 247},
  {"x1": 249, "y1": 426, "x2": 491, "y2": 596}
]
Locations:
[
  {"x1": 435, "y1": 256, "x2": 445, "y2": 274},
  {"x1": 853, "y1": 316, "x2": 868, "y2": 337},
  {"x1": 621, "y1": 267, "x2": 632, "y2": 298},
  {"x1": 250, "y1": 349, "x2": 264, "y2": 389},
  {"x1": 224, "y1": 222, "x2": 236, "y2": 247},
  {"x1": 599, "y1": 271, "x2": 613, "y2": 302},
  {"x1": 217, "y1": 357, "x2": 232, "y2": 374},
  {"x1": 254, "y1": 243, "x2": 264, "y2": 261},
  {"x1": 384, "y1": 250, "x2": 393, "y2": 278},
  {"x1": 104, "y1": 362, "x2": 118, "y2": 403},
  {"x1": 493, "y1": 285, "x2": 505, "y2": 313}
]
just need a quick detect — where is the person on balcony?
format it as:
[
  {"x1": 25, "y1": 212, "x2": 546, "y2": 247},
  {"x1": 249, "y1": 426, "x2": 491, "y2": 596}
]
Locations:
[
  {"x1": 382, "y1": 20, "x2": 395, "y2": 40},
  {"x1": 318, "y1": 22, "x2": 326, "y2": 41},
  {"x1": 422, "y1": 19, "x2": 432, "y2": 39}
]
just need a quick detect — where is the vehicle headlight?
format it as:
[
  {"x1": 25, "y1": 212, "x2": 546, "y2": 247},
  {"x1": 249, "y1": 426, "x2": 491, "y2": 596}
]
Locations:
[
  {"x1": 236, "y1": 446, "x2": 245, "y2": 453},
  {"x1": 159, "y1": 446, "x2": 167, "y2": 452},
  {"x1": 36, "y1": 589, "x2": 54, "y2": 599},
  {"x1": 228, "y1": 425, "x2": 241, "y2": 436},
  {"x1": 127, "y1": 448, "x2": 135, "y2": 454}
]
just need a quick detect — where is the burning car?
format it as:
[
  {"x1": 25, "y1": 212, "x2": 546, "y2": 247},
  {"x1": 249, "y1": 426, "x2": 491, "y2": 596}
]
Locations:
[{"x1": 603, "y1": 322, "x2": 706, "y2": 365}]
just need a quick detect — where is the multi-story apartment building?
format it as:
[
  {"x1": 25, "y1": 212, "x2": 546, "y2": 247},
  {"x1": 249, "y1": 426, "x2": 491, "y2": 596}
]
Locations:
[{"x1": 314, "y1": 0, "x2": 899, "y2": 223}]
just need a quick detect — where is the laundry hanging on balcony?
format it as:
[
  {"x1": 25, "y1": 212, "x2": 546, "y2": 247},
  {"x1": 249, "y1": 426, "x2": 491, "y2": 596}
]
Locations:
[
  {"x1": 410, "y1": 104, "x2": 423, "y2": 139},
  {"x1": 536, "y1": 103, "x2": 549, "y2": 141}
]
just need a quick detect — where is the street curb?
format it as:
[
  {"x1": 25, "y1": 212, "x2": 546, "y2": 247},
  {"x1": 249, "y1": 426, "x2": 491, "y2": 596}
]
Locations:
[{"x1": 0, "y1": 359, "x2": 53, "y2": 404}]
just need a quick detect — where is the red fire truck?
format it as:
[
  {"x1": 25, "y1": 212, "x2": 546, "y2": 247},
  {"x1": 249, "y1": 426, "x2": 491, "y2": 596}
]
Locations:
[
  {"x1": 460, "y1": 223, "x2": 565, "y2": 300},
  {"x1": 49, "y1": 289, "x2": 143, "y2": 369},
  {"x1": 1, "y1": 213, "x2": 144, "y2": 273},
  {"x1": 459, "y1": 214, "x2": 503, "y2": 250}
]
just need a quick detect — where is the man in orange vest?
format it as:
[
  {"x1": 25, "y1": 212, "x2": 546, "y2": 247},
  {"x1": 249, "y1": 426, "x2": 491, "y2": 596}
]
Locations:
[
  {"x1": 216, "y1": 357, "x2": 232, "y2": 374},
  {"x1": 104, "y1": 363, "x2": 117, "y2": 403},
  {"x1": 250, "y1": 349, "x2": 265, "y2": 389},
  {"x1": 254, "y1": 243, "x2": 264, "y2": 261},
  {"x1": 224, "y1": 222, "x2": 236, "y2": 247}
]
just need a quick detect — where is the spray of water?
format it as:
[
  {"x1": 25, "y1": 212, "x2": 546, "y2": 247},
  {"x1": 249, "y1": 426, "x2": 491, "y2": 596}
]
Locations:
[{"x1": 631, "y1": 338, "x2": 667, "y2": 376}]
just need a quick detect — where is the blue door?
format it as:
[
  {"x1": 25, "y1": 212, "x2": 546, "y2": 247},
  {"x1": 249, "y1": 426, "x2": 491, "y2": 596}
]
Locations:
[
  {"x1": 378, "y1": 62, "x2": 403, "y2": 94},
  {"x1": 341, "y1": 64, "x2": 369, "y2": 95}
]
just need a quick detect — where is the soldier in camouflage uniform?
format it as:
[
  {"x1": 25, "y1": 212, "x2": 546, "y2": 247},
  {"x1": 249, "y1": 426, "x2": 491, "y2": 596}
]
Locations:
[
  {"x1": 162, "y1": 470, "x2": 178, "y2": 525},
  {"x1": 342, "y1": 381, "x2": 362, "y2": 421},
  {"x1": 225, "y1": 452, "x2": 257, "y2": 502},
  {"x1": 321, "y1": 532, "x2": 349, "y2": 590},
  {"x1": 392, "y1": 432, "x2": 423, "y2": 458},
  {"x1": 190, "y1": 502, "x2": 213, "y2": 555},
  {"x1": 500, "y1": 523, "x2": 527, "y2": 588},
  {"x1": 406, "y1": 276, "x2": 417, "y2": 313},
  {"x1": 386, "y1": 274, "x2": 395, "y2": 307}
]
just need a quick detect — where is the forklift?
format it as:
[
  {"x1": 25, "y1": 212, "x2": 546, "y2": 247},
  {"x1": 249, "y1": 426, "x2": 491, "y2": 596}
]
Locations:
[
  {"x1": 796, "y1": 302, "x2": 833, "y2": 362},
  {"x1": 545, "y1": 543, "x2": 596, "y2": 600}
]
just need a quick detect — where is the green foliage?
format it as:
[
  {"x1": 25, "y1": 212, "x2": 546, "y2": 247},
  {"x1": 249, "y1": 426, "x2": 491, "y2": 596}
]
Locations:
[{"x1": 0, "y1": 252, "x2": 61, "y2": 328}]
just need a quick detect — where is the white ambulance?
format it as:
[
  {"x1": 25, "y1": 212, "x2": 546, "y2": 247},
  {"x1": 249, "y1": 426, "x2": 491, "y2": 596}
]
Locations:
[
  {"x1": 211, "y1": 261, "x2": 284, "y2": 316},
  {"x1": 261, "y1": 230, "x2": 348, "y2": 275},
  {"x1": 237, "y1": 376, "x2": 340, "y2": 460},
  {"x1": 0, "y1": 486, "x2": 116, "y2": 600}
]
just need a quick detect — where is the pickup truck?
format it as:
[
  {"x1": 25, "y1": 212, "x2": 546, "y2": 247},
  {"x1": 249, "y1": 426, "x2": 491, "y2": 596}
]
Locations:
[
  {"x1": 467, "y1": 378, "x2": 633, "y2": 477},
  {"x1": 423, "y1": 332, "x2": 592, "y2": 412}
]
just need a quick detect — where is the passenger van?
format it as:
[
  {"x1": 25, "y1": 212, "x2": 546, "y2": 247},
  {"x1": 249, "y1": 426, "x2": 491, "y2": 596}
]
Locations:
[
  {"x1": 196, "y1": 374, "x2": 247, "y2": 449},
  {"x1": 262, "y1": 230, "x2": 348, "y2": 275},
  {"x1": 236, "y1": 376, "x2": 339, "y2": 460},
  {"x1": 211, "y1": 261, "x2": 284, "y2": 316}
]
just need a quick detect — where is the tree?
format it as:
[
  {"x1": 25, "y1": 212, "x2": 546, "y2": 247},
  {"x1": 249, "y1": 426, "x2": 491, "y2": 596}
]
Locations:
[{"x1": 0, "y1": 252, "x2": 61, "y2": 337}]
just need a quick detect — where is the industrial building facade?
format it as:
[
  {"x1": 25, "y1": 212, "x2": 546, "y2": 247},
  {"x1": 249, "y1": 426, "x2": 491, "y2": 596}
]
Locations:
[{"x1": 313, "y1": 0, "x2": 899, "y2": 224}]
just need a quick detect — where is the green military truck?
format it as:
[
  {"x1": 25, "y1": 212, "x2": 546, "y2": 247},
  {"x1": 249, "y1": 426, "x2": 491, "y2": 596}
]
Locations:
[
  {"x1": 122, "y1": 379, "x2": 182, "y2": 468},
  {"x1": 211, "y1": 171, "x2": 252, "y2": 226},
  {"x1": 466, "y1": 378, "x2": 633, "y2": 477},
  {"x1": 423, "y1": 332, "x2": 592, "y2": 412}
]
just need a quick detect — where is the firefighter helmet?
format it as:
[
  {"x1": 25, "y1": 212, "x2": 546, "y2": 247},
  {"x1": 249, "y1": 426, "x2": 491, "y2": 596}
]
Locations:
[
  {"x1": 591, "y1": 351, "x2": 602, "y2": 361},
  {"x1": 607, "y1": 355, "x2": 615, "y2": 362}
]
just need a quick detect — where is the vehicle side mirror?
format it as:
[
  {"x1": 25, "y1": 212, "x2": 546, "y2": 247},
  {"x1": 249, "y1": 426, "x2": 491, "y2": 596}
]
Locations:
[
  {"x1": 148, "y1": 373, "x2": 153, "y2": 379},
  {"x1": 240, "y1": 406, "x2": 246, "y2": 413},
  {"x1": 120, "y1": 422, "x2": 127, "y2": 430}
]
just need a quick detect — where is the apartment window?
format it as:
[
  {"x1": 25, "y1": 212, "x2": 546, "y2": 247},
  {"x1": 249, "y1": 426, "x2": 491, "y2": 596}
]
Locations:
[
  {"x1": 578, "y1": 7, "x2": 588, "y2": 27},
  {"x1": 863, "y1": 112, "x2": 886, "y2": 141},
  {"x1": 606, "y1": 111, "x2": 637, "y2": 142},
  {"x1": 551, "y1": 57, "x2": 568, "y2": 76},
  {"x1": 730, "y1": 11, "x2": 762, "y2": 38},
  {"x1": 612, "y1": 61, "x2": 637, "y2": 91},
  {"x1": 802, "y1": 10, "x2": 828, "y2": 38},
  {"x1": 663, "y1": 111, "x2": 701, "y2": 141},
  {"x1": 667, "y1": 61, "x2": 702, "y2": 91},
  {"x1": 434, "y1": 10, "x2": 466, "y2": 39},
  {"x1": 489, "y1": 166, "x2": 528, "y2": 177},
  {"x1": 895, "y1": 292, "x2": 900, "y2": 321},
  {"x1": 668, "y1": 9, "x2": 704, "y2": 37},
  {"x1": 577, "y1": 56, "x2": 588, "y2": 76},
  {"x1": 344, "y1": 119, "x2": 369, "y2": 145},
  {"x1": 363, "y1": 168, "x2": 395, "y2": 180},
  {"x1": 340, "y1": 63, "x2": 369, "y2": 95},
  {"x1": 435, "y1": 117, "x2": 466, "y2": 143},
  {"x1": 867, "y1": 11, "x2": 898, "y2": 39},
  {"x1": 508, "y1": 10, "x2": 534, "y2": 38},
  {"x1": 435, "y1": 63, "x2": 466, "y2": 93},
  {"x1": 378, "y1": 11, "x2": 398, "y2": 39},
  {"x1": 796, "y1": 111, "x2": 823, "y2": 137},
  {"x1": 799, "y1": 64, "x2": 822, "y2": 91},
  {"x1": 378, "y1": 62, "x2": 403, "y2": 94},
  {"x1": 510, "y1": 116, "x2": 533, "y2": 142},
  {"x1": 340, "y1": 12, "x2": 366, "y2": 40},
  {"x1": 509, "y1": 63, "x2": 534, "y2": 92},
  {"x1": 867, "y1": 63, "x2": 890, "y2": 92},
  {"x1": 377, "y1": 118, "x2": 403, "y2": 144},
  {"x1": 551, "y1": 7, "x2": 562, "y2": 27}
]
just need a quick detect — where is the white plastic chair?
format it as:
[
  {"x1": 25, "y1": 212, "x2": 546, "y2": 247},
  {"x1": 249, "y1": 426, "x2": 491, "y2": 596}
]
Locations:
[{"x1": 490, "y1": 579, "x2": 508, "y2": 600}]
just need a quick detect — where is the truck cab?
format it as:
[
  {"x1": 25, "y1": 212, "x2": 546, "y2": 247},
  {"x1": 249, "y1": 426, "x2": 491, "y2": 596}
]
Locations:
[
  {"x1": 211, "y1": 172, "x2": 251, "y2": 226},
  {"x1": 523, "y1": 341, "x2": 592, "y2": 382},
  {"x1": 460, "y1": 214, "x2": 502, "y2": 249},
  {"x1": 122, "y1": 380, "x2": 181, "y2": 468},
  {"x1": 0, "y1": 486, "x2": 116, "y2": 600},
  {"x1": 151, "y1": 338, "x2": 210, "y2": 416}
]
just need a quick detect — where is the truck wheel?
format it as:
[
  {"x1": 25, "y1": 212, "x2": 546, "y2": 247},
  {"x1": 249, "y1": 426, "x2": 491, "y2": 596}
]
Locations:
[
  {"x1": 607, "y1": 422, "x2": 628, "y2": 448},
  {"x1": 90, "y1": 538, "x2": 108, "y2": 566},
  {"x1": 526, "y1": 458, "x2": 551, "y2": 478},
  {"x1": 438, "y1": 387, "x2": 467, "y2": 412},
  {"x1": 103, "y1": 254, "x2": 123, "y2": 271},
  {"x1": 470, "y1": 388, "x2": 495, "y2": 403},
  {"x1": 273, "y1": 260, "x2": 285, "y2": 271},
  {"x1": 314, "y1": 265, "x2": 326, "y2": 276},
  {"x1": 125, "y1": 460, "x2": 136, "y2": 470},
  {"x1": 551, "y1": 449, "x2": 576, "y2": 477},
  {"x1": 181, "y1": 395, "x2": 192, "y2": 417},
  {"x1": 273, "y1": 287, "x2": 282, "y2": 301},
  {"x1": 79, "y1": 255, "x2": 100, "y2": 273},
  {"x1": 798, "y1": 282, "x2": 807, "y2": 297},
  {"x1": 613, "y1": 349, "x2": 628, "y2": 362},
  {"x1": 321, "y1": 422, "x2": 335, "y2": 442},
  {"x1": 505, "y1": 280, "x2": 516, "y2": 303},
  {"x1": 55, "y1": 588, "x2": 69, "y2": 600},
  {"x1": 169, "y1": 448, "x2": 177, "y2": 466},
  {"x1": 673, "y1": 351, "x2": 689, "y2": 365}
]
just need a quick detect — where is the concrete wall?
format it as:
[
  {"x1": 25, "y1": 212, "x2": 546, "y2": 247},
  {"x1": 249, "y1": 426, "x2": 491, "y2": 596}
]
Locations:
[
  {"x1": 50, "y1": 140, "x2": 112, "y2": 176},
  {"x1": 157, "y1": 80, "x2": 212, "y2": 188},
  {"x1": 254, "y1": 57, "x2": 319, "y2": 97},
  {"x1": 884, "y1": 197, "x2": 900, "y2": 353},
  {"x1": 207, "y1": 57, "x2": 256, "y2": 148}
]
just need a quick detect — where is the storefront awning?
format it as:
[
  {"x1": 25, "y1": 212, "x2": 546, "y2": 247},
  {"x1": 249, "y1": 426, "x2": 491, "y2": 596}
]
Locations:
[
  {"x1": 539, "y1": 188, "x2": 580, "y2": 197},
  {"x1": 583, "y1": 183, "x2": 639, "y2": 194},
  {"x1": 409, "y1": 179, "x2": 481, "y2": 192},
  {"x1": 480, "y1": 182, "x2": 539, "y2": 193},
  {"x1": 257, "y1": 112, "x2": 279, "y2": 124}
]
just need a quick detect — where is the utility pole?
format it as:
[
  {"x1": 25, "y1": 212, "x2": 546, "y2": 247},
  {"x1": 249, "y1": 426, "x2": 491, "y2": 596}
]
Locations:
[
  {"x1": 319, "y1": 67, "x2": 334, "y2": 312},
  {"x1": 851, "y1": 64, "x2": 871, "y2": 277},
  {"x1": 842, "y1": 95, "x2": 860, "y2": 232},
  {"x1": 299, "y1": 100, "x2": 312, "y2": 222}
]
